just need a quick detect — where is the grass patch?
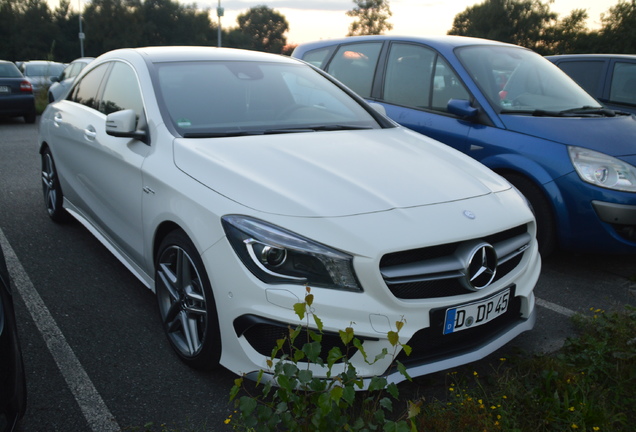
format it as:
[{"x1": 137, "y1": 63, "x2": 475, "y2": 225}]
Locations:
[
  {"x1": 34, "y1": 89, "x2": 49, "y2": 114},
  {"x1": 412, "y1": 306, "x2": 635, "y2": 431}
]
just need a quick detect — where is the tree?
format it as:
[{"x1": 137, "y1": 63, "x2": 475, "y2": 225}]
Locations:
[
  {"x1": 82, "y1": 0, "x2": 145, "y2": 56},
  {"x1": 543, "y1": 9, "x2": 601, "y2": 54},
  {"x1": 448, "y1": 0, "x2": 556, "y2": 53},
  {"x1": 346, "y1": 0, "x2": 392, "y2": 36},
  {"x1": 599, "y1": 0, "x2": 636, "y2": 53},
  {"x1": 140, "y1": 0, "x2": 216, "y2": 47},
  {"x1": 236, "y1": 5, "x2": 289, "y2": 53}
]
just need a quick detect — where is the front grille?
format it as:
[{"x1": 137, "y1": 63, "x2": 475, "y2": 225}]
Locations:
[
  {"x1": 396, "y1": 286, "x2": 523, "y2": 365},
  {"x1": 380, "y1": 225, "x2": 530, "y2": 299}
]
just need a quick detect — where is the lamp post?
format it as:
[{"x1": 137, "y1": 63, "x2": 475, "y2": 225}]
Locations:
[
  {"x1": 217, "y1": 0, "x2": 224, "y2": 47},
  {"x1": 78, "y1": 0, "x2": 85, "y2": 57}
]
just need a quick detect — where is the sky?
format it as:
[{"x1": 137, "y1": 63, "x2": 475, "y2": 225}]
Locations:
[
  {"x1": 59, "y1": 0, "x2": 619, "y2": 46},
  {"x1": 200, "y1": 0, "x2": 617, "y2": 44}
]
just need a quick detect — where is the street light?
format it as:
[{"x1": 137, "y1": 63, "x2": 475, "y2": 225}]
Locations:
[
  {"x1": 78, "y1": 0, "x2": 85, "y2": 57},
  {"x1": 217, "y1": 0, "x2": 224, "y2": 47}
]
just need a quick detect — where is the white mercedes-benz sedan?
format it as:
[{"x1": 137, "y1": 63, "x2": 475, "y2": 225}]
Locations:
[{"x1": 38, "y1": 46, "x2": 540, "y2": 383}]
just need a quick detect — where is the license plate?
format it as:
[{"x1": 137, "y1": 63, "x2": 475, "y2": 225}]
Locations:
[
  {"x1": 443, "y1": 288, "x2": 510, "y2": 334},
  {"x1": 0, "y1": 86, "x2": 9, "y2": 93}
]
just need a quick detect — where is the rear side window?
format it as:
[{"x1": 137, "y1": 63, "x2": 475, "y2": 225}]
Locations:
[
  {"x1": 301, "y1": 47, "x2": 333, "y2": 68},
  {"x1": 325, "y1": 42, "x2": 382, "y2": 98},
  {"x1": 557, "y1": 61, "x2": 604, "y2": 95},
  {"x1": 69, "y1": 63, "x2": 109, "y2": 109},
  {"x1": 609, "y1": 61, "x2": 636, "y2": 107}
]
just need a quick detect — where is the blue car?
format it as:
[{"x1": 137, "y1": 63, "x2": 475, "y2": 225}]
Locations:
[
  {"x1": 292, "y1": 36, "x2": 636, "y2": 255},
  {"x1": 547, "y1": 54, "x2": 636, "y2": 115}
]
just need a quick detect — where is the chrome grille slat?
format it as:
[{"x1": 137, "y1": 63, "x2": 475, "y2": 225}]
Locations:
[{"x1": 380, "y1": 225, "x2": 530, "y2": 299}]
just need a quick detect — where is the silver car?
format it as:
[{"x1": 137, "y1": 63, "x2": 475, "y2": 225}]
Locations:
[
  {"x1": 48, "y1": 57, "x2": 94, "y2": 102},
  {"x1": 19, "y1": 61, "x2": 65, "y2": 94}
]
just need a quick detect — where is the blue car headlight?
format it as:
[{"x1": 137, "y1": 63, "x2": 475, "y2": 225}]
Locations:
[
  {"x1": 568, "y1": 146, "x2": 636, "y2": 192},
  {"x1": 222, "y1": 215, "x2": 362, "y2": 291}
]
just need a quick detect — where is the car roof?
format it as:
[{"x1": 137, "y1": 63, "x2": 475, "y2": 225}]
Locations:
[
  {"x1": 96, "y1": 46, "x2": 299, "y2": 65},
  {"x1": 294, "y1": 35, "x2": 519, "y2": 53},
  {"x1": 22, "y1": 60, "x2": 64, "y2": 65}
]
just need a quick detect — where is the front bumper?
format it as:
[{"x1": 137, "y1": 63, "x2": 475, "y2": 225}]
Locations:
[{"x1": 205, "y1": 203, "x2": 541, "y2": 382}]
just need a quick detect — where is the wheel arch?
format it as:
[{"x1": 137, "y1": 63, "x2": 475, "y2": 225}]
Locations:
[{"x1": 152, "y1": 221, "x2": 183, "y2": 266}]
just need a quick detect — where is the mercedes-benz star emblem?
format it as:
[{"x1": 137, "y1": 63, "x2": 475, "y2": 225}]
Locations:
[{"x1": 461, "y1": 243, "x2": 497, "y2": 291}]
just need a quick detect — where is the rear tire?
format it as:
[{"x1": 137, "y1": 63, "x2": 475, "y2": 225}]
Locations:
[
  {"x1": 155, "y1": 230, "x2": 221, "y2": 370},
  {"x1": 41, "y1": 147, "x2": 70, "y2": 223},
  {"x1": 503, "y1": 173, "x2": 557, "y2": 257}
]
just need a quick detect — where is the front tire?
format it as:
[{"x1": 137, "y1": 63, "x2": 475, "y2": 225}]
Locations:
[
  {"x1": 155, "y1": 230, "x2": 221, "y2": 370},
  {"x1": 41, "y1": 147, "x2": 69, "y2": 223}
]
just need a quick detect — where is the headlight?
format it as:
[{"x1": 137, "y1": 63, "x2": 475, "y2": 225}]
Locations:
[
  {"x1": 222, "y1": 215, "x2": 362, "y2": 291},
  {"x1": 568, "y1": 146, "x2": 636, "y2": 192}
]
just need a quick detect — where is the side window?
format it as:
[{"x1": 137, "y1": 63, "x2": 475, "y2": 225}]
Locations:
[
  {"x1": 325, "y1": 42, "x2": 382, "y2": 98},
  {"x1": 383, "y1": 43, "x2": 469, "y2": 113},
  {"x1": 99, "y1": 62, "x2": 144, "y2": 121},
  {"x1": 557, "y1": 61, "x2": 604, "y2": 95},
  {"x1": 431, "y1": 57, "x2": 470, "y2": 112},
  {"x1": 609, "y1": 61, "x2": 636, "y2": 106},
  {"x1": 67, "y1": 62, "x2": 82, "y2": 79},
  {"x1": 69, "y1": 63, "x2": 109, "y2": 109},
  {"x1": 301, "y1": 47, "x2": 333, "y2": 68}
]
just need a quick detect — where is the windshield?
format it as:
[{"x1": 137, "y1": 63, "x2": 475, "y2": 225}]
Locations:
[
  {"x1": 456, "y1": 45, "x2": 600, "y2": 114},
  {"x1": 154, "y1": 61, "x2": 383, "y2": 137}
]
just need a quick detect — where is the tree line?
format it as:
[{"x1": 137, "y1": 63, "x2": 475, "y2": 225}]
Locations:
[
  {"x1": 0, "y1": 0, "x2": 291, "y2": 62},
  {"x1": 0, "y1": 0, "x2": 634, "y2": 64}
]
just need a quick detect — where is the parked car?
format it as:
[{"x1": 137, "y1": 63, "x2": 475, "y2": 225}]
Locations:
[
  {"x1": 38, "y1": 46, "x2": 540, "y2": 383},
  {"x1": 19, "y1": 61, "x2": 65, "y2": 93},
  {"x1": 293, "y1": 36, "x2": 636, "y2": 256},
  {"x1": 48, "y1": 57, "x2": 94, "y2": 102},
  {"x1": 547, "y1": 54, "x2": 636, "y2": 115},
  {"x1": 0, "y1": 60, "x2": 36, "y2": 123},
  {"x1": 0, "y1": 244, "x2": 27, "y2": 431}
]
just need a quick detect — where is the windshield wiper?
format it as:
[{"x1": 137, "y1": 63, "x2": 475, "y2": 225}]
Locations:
[
  {"x1": 265, "y1": 125, "x2": 373, "y2": 133},
  {"x1": 559, "y1": 106, "x2": 615, "y2": 116},
  {"x1": 182, "y1": 125, "x2": 373, "y2": 138},
  {"x1": 501, "y1": 106, "x2": 616, "y2": 118},
  {"x1": 182, "y1": 131, "x2": 262, "y2": 138}
]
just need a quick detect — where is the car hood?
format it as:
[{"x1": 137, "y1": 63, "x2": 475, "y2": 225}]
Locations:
[
  {"x1": 173, "y1": 128, "x2": 511, "y2": 217},
  {"x1": 500, "y1": 114, "x2": 636, "y2": 157}
]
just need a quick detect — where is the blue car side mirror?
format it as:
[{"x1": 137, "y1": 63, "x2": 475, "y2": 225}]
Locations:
[{"x1": 448, "y1": 99, "x2": 478, "y2": 118}]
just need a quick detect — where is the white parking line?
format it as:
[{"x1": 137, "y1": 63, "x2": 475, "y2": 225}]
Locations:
[
  {"x1": 536, "y1": 297, "x2": 576, "y2": 317},
  {"x1": 0, "y1": 229, "x2": 120, "y2": 432}
]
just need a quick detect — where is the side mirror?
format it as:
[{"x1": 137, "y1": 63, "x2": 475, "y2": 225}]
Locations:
[
  {"x1": 106, "y1": 109, "x2": 148, "y2": 144},
  {"x1": 368, "y1": 102, "x2": 387, "y2": 117},
  {"x1": 447, "y1": 99, "x2": 478, "y2": 118}
]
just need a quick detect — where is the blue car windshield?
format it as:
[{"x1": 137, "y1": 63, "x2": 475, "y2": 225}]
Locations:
[
  {"x1": 153, "y1": 60, "x2": 383, "y2": 137},
  {"x1": 456, "y1": 45, "x2": 601, "y2": 114}
]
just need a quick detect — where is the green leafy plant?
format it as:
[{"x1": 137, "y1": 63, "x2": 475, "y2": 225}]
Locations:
[{"x1": 228, "y1": 287, "x2": 418, "y2": 431}]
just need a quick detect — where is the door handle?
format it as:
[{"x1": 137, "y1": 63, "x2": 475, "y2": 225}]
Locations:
[{"x1": 84, "y1": 126, "x2": 97, "y2": 140}]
